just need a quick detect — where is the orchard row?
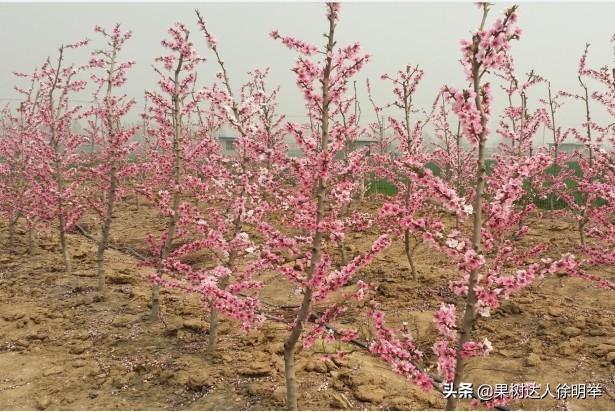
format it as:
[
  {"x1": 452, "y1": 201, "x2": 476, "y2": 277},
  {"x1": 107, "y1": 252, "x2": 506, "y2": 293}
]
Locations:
[{"x1": 0, "y1": 3, "x2": 614, "y2": 410}]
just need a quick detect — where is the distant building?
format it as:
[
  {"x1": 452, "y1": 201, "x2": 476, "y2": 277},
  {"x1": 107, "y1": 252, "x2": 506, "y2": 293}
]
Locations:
[
  {"x1": 216, "y1": 125, "x2": 239, "y2": 156},
  {"x1": 218, "y1": 135, "x2": 238, "y2": 156},
  {"x1": 350, "y1": 138, "x2": 376, "y2": 152},
  {"x1": 335, "y1": 138, "x2": 376, "y2": 159},
  {"x1": 216, "y1": 132, "x2": 378, "y2": 159},
  {"x1": 548, "y1": 142, "x2": 588, "y2": 155}
]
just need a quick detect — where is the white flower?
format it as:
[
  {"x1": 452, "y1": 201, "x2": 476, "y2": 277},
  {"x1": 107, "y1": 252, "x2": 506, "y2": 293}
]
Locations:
[
  {"x1": 482, "y1": 338, "x2": 493, "y2": 354},
  {"x1": 445, "y1": 238, "x2": 464, "y2": 251},
  {"x1": 477, "y1": 305, "x2": 491, "y2": 318}
]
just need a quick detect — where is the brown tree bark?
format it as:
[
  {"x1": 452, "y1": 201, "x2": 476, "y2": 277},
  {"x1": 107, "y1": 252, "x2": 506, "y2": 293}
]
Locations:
[
  {"x1": 446, "y1": 5, "x2": 492, "y2": 410},
  {"x1": 283, "y1": 9, "x2": 336, "y2": 410}
]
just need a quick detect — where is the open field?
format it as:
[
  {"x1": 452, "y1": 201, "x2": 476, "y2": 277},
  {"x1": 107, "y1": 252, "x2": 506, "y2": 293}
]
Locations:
[
  {"x1": 1, "y1": 196, "x2": 613, "y2": 411},
  {"x1": 2, "y1": 2, "x2": 615, "y2": 411}
]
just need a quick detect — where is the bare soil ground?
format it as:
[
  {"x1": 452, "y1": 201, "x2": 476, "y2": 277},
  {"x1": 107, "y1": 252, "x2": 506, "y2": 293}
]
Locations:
[{"x1": 1, "y1": 197, "x2": 614, "y2": 410}]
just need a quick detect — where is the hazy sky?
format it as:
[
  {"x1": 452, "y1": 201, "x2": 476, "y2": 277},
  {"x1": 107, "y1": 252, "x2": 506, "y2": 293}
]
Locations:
[{"x1": 1, "y1": 2, "x2": 614, "y2": 145}]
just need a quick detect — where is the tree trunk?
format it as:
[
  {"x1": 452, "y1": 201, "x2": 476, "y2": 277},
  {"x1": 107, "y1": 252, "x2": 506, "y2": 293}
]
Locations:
[
  {"x1": 284, "y1": 287, "x2": 314, "y2": 410},
  {"x1": 59, "y1": 214, "x2": 72, "y2": 274},
  {"x1": 404, "y1": 229, "x2": 417, "y2": 280},
  {"x1": 27, "y1": 225, "x2": 36, "y2": 255},
  {"x1": 55, "y1": 153, "x2": 70, "y2": 273},
  {"x1": 207, "y1": 275, "x2": 230, "y2": 355},
  {"x1": 338, "y1": 241, "x2": 347, "y2": 268},
  {"x1": 151, "y1": 52, "x2": 184, "y2": 321},
  {"x1": 150, "y1": 211, "x2": 176, "y2": 321},
  {"x1": 150, "y1": 214, "x2": 177, "y2": 321},
  {"x1": 28, "y1": 225, "x2": 36, "y2": 255},
  {"x1": 283, "y1": 9, "x2": 335, "y2": 409},
  {"x1": 446, "y1": 150, "x2": 485, "y2": 410},
  {"x1": 446, "y1": 13, "x2": 488, "y2": 409},
  {"x1": 579, "y1": 220, "x2": 586, "y2": 246},
  {"x1": 283, "y1": 341, "x2": 298, "y2": 410},
  {"x1": 97, "y1": 168, "x2": 118, "y2": 295}
]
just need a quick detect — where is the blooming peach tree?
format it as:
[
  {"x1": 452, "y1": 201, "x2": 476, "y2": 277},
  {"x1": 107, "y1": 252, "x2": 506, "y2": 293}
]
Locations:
[
  {"x1": 151, "y1": 11, "x2": 289, "y2": 355},
  {"x1": 142, "y1": 22, "x2": 207, "y2": 320},
  {"x1": 18, "y1": 40, "x2": 90, "y2": 273},
  {"x1": 564, "y1": 36, "x2": 615, "y2": 266},
  {"x1": 84, "y1": 24, "x2": 138, "y2": 294},
  {"x1": 373, "y1": 65, "x2": 471, "y2": 280},
  {"x1": 0, "y1": 104, "x2": 39, "y2": 250},
  {"x1": 265, "y1": 3, "x2": 394, "y2": 408},
  {"x1": 539, "y1": 80, "x2": 576, "y2": 215},
  {"x1": 369, "y1": 5, "x2": 613, "y2": 411}
]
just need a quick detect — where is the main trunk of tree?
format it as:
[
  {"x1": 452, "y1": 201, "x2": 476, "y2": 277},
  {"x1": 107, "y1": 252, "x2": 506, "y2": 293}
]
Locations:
[
  {"x1": 579, "y1": 220, "x2": 586, "y2": 246},
  {"x1": 97, "y1": 167, "x2": 118, "y2": 295},
  {"x1": 284, "y1": 285, "x2": 315, "y2": 410},
  {"x1": 58, "y1": 213, "x2": 71, "y2": 274},
  {"x1": 446, "y1": 39, "x2": 487, "y2": 411},
  {"x1": 283, "y1": 11, "x2": 335, "y2": 409},
  {"x1": 404, "y1": 229, "x2": 417, "y2": 280},
  {"x1": 151, "y1": 54, "x2": 184, "y2": 321},
  {"x1": 207, "y1": 267, "x2": 232, "y2": 356},
  {"x1": 56, "y1": 166, "x2": 71, "y2": 274}
]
